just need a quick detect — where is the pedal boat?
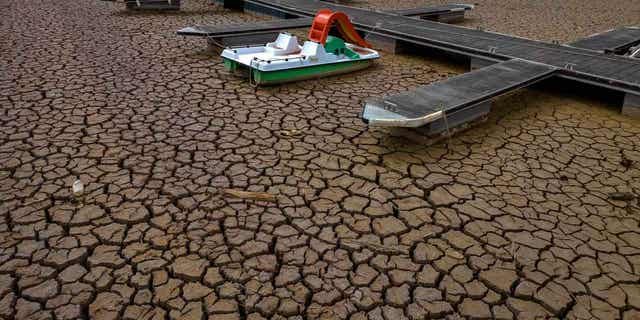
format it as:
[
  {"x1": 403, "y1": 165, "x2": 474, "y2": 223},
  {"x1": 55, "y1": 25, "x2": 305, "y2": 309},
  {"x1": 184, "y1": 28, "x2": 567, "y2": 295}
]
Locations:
[{"x1": 220, "y1": 9, "x2": 380, "y2": 85}]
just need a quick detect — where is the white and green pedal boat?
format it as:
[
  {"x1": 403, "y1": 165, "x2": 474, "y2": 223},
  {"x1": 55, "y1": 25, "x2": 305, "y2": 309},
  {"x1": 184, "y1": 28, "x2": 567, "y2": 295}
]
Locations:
[{"x1": 220, "y1": 9, "x2": 380, "y2": 85}]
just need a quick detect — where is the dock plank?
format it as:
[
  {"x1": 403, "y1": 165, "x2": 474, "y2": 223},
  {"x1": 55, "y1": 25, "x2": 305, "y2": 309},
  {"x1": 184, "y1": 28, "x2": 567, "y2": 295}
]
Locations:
[
  {"x1": 177, "y1": 17, "x2": 313, "y2": 37},
  {"x1": 569, "y1": 27, "x2": 640, "y2": 53},
  {"x1": 387, "y1": 4, "x2": 472, "y2": 17}
]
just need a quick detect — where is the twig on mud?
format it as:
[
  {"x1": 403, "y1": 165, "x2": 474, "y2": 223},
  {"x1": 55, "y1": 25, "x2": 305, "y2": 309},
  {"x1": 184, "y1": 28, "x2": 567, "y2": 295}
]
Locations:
[
  {"x1": 275, "y1": 128, "x2": 306, "y2": 139},
  {"x1": 340, "y1": 238, "x2": 410, "y2": 256},
  {"x1": 608, "y1": 192, "x2": 636, "y2": 201},
  {"x1": 221, "y1": 189, "x2": 279, "y2": 203}
]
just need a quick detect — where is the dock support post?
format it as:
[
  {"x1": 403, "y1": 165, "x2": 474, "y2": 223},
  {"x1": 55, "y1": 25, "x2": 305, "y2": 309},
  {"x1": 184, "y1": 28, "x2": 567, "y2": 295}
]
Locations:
[
  {"x1": 222, "y1": 0, "x2": 244, "y2": 10},
  {"x1": 425, "y1": 100, "x2": 492, "y2": 136},
  {"x1": 207, "y1": 38, "x2": 220, "y2": 52},
  {"x1": 365, "y1": 34, "x2": 409, "y2": 54},
  {"x1": 426, "y1": 12, "x2": 465, "y2": 23},
  {"x1": 126, "y1": 0, "x2": 181, "y2": 10},
  {"x1": 622, "y1": 92, "x2": 640, "y2": 117}
]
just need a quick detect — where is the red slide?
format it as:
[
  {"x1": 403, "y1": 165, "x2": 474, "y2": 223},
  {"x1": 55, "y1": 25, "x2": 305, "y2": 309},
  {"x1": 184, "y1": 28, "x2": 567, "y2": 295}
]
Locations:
[{"x1": 308, "y1": 9, "x2": 373, "y2": 48}]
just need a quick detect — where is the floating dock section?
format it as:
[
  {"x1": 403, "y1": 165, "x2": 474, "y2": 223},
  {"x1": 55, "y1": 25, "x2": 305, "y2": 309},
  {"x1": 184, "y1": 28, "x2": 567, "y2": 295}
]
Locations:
[
  {"x1": 387, "y1": 4, "x2": 474, "y2": 23},
  {"x1": 568, "y1": 27, "x2": 640, "y2": 54},
  {"x1": 177, "y1": 18, "x2": 314, "y2": 37},
  {"x1": 180, "y1": 3, "x2": 474, "y2": 48},
  {"x1": 361, "y1": 59, "x2": 556, "y2": 133},
  {"x1": 178, "y1": 18, "x2": 313, "y2": 48}
]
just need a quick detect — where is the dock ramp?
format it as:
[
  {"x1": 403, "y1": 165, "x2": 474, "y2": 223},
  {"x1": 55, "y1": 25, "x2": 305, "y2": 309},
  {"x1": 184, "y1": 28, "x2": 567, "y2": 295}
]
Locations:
[
  {"x1": 177, "y1": 18, "x2": 313, "y2": 37},
  {"x1": 569, "y1": 27, "x2": 640, "y2": 54},
  {"x1": 361, "y1": 59, "x2": 556, "y2": 134},
  {"x1": 388, "y1": 4, "x2": 473, "y2": 22},
  {"x1": 178, "y1": 3, "x2": 474, "y2": 40}
]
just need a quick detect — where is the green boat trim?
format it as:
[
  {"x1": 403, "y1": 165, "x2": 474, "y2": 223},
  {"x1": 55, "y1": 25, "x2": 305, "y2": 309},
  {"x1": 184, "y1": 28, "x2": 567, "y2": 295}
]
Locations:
[
  {"x1": 253, "y1": 59, "x2": 373, "y2": 85},
  {"x1": 224, "y1": 58, "x2": 239, "y2": 73},
  {"x1": 223, "y1": 58, "x2": 374, "y2": 85}
]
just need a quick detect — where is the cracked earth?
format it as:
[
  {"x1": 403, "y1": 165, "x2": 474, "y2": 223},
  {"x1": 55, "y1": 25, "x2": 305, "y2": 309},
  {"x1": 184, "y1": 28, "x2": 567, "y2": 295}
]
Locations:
[{"x1": 1, "y1": 0, "x2": 640, "y2": 319}]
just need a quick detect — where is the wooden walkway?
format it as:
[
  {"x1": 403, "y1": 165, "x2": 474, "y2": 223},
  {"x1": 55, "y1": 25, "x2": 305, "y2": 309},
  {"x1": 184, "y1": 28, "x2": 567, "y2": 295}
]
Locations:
[
  {"x1": 178, "y1": 17, "x2": 313, "y2": 37},
  {"x1": 569, "y1": 27, "x2": 640, "y2": 54},
  {"x1": 361, "y1": 59, "x2": 556, "y2": 132},
  {"x1": 179, "y1": 4, "x2": 473, "y2": 37},
  {"x1": 385, "y1": 4, "x2": 472, "y2": 22},
  {"x1": 387, "y1": 4, "x2": 472, "y2": 18}
]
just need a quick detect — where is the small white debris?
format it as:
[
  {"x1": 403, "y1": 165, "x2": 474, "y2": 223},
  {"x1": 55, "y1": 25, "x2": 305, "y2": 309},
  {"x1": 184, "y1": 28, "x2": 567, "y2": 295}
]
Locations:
[{"x1": 72, "y1": 179, "x2": 84, "y2": 197}]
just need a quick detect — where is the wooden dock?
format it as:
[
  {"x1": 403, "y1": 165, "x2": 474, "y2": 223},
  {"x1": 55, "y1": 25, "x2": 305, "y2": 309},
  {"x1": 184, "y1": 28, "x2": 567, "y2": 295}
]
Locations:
[
  {"x1": 177, "y1": 17, "x2": 313, "y2": 37},
  {"x1": 179, "y1": 3, "x2": 474, "y2": 49},
  {"x1": 568, "y1": 27, "x2": 640, "y2": 54},
  {"x1": 380, "y1": 4, "x2": 473, "y2": 22},
  {"x1": 228, "y1": 0, "x2": 640, "y2": 116},
  {"x1": 361, "y1": 59, "x2": 556, "y2": 133},
  {"x1": 387, "y1": 4, "x2": 472, "y2": 18}
]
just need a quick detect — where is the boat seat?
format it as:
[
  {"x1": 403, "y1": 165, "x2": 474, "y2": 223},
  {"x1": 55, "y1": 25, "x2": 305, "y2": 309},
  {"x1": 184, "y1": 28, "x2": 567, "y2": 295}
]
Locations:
[{"x1": 266, "y1": 33, "x2": 301, "y2": 56}]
